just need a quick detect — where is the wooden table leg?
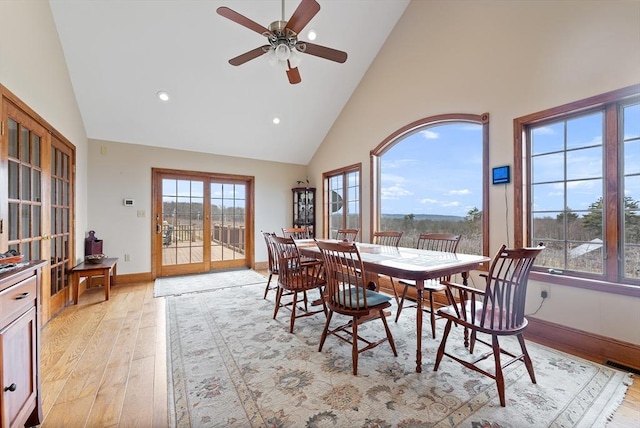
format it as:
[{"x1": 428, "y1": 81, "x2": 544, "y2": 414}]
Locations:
[
  {"x1": 73, "y1": 272, "x2": 80, "y2": 305},
  {"x1": 415, "y1": 280, "x2": 424, "y2": 373},
  {"x1": 104, "y1": 267, "x2": 111, "y2": 301}
]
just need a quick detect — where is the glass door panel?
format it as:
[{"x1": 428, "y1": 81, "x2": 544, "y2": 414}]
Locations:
[
  {"x1": 48, "y1": 136, "x2": 73, "y2": 319},
  {"x1": 162, "y1": 178, "x2": 205, "y2": 269},
  {"x1": 210, "y1": 182, "x2": 246, "y2": 262}
]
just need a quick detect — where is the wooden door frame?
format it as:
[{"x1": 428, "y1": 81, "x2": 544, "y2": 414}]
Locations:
[
  {"x1": 1, "y1": 84, "x2": 76, "y2": 324},
  {"x1": 151, "y1": 167, "x2": 255, "y2": 278}
]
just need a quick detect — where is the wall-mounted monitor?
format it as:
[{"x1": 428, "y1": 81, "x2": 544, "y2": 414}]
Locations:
[{"x1": 492, "y1": 165, "x2": 510, "y2": 184}]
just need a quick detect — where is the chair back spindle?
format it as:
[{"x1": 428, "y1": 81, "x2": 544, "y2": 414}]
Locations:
[
  {"x1": 335, "y1": 228, "x2": 359, "y2": 242},
  {"x1": 373, "y1": 231, "x2": 403, "y2": 247},
  {"x1": 282, "y1": 227, "x2": 311, "y2": 239}
]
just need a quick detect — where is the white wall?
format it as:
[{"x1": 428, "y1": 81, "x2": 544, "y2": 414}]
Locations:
[
  {"x1": 0, "y1": 0, "x2": 89, "y2": 263},
  {"x1": 86, "y1": 139, "x2": 307, "y2": 274},
  {"x1": 307, "y1": 0, "x2": 640, "y2": 344}
]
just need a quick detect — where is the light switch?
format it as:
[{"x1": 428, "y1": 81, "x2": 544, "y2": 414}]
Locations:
[{"x1": 137, "y1": 210, "x2": 145, "y2": 218}]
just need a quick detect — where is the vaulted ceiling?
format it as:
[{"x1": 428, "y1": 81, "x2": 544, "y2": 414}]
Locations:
[{"x1": 49, "y1": 0, "x2": 410, "y2": 164}]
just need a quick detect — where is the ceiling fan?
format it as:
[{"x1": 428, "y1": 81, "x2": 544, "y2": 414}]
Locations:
[{"x1": 216, "y1": 0, "x2": 348, "y2": 85}]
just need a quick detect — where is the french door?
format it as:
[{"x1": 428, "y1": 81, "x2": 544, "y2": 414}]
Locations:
[
  {"x1": 2, "y1": 86, "x2": 75, "y2": 323},
  {"x1": 152, "y1": 168, "x2": 254, "y2": 277}
]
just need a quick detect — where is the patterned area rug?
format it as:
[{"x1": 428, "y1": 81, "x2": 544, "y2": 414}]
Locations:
[
  {"x1": 165, "y1": 281, "x2": 632, "y2": 427},
  {"x1": 153, "y1": 268, "x2": 268, "y2": 297}
]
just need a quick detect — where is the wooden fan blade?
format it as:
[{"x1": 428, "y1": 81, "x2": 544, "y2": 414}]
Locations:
[
  {"x1": 286, "y1": 62, "x2": 302, "y2": 84},
  {"x1": 217, "y1": 6, "x2": 270, "y2": 36},
  {"x1": 285, "y1": 0, "x2": 320, "y2": 35},
  {"x1": 298, "y1": 42, "x2": 347, "y2": 63},
  {"x1": 229, "y1": 45, "x2": 270, "y2": 66}
]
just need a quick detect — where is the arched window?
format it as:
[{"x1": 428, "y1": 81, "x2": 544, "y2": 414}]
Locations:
[{"x1": 371, "y1": 113, "x2": 489, "y2": 256}]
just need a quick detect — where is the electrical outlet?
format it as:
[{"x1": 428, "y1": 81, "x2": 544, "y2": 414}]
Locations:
[
  {"x1": 124, "y1": 254, "x2": 131, "y2": 262},
  {"x1": 540, "y1": 284, "x2": 550, "y2": 299}
]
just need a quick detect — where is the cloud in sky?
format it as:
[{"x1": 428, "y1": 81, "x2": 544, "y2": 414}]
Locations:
[
  {"x1": 447, "y1": 189, "x2": 471, "y2": 196},
  {"x1": 381, "y1": 185, "x2": 413, "y2": 200},
  {"x1": 419, "y1": 130, "x2": 439, "y2": 139}
]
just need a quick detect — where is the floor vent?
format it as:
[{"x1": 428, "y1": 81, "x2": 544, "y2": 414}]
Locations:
[{"x1": 605, "y1": 360, "x2": 640, "y2": 375}]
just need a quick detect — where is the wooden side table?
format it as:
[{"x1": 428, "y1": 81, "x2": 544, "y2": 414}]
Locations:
[{"x1": 70, "y1": 257, "x2": 118, "y2": 304}]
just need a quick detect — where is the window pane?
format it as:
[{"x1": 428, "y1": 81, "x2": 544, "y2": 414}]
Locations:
[
  {"x1": 532, "y1": 153, "x2": 564, "y2": 183},
  {"x1": 532, "y1": 212, "x2": 565, "y2": 241},
  {"x1": 532, "y1": 183, "x2": 564, "y2": 212},
  {"x1": 625, "y1": 140, "x2": 640, "y2": 175},
  {"x1": 8, "y1": 203, "x2": 18, "y2": 240},
  {"x1": 623, "y1": 103, "x2": 640, "y2": 140},
  {"x1": 21, "y1": 165, "x2": 31, "y2": 200},
  {"x1": 21, "y1": 204, "x2": 30, "y2": 238},
  {"x1": 566, "y1": 147, "x2": 602, "y2": 181},
  {"x1": 8, "y1": 161, "x2": 19, "y2": 199},
  {"x1": 566, "y1": 179, "x2": 602, "y2": 212},
  {"x1": 8, "y1": 119, "x2": 18, "y2": 157},
  {"x1": 566, "y1": 112, "x2": 603, "y2": 150},
  {"x1": 33, "y1": 134, "x2": 41, "y2": 167},
  {"x1": 325, "y1": 169, "x2": 360, "y2": 238},
  {"x1": 532, "y1": 122, "x2": 564, "y2": 155},
  {"x1": 624, "y1": 175, "x2": 640, "y2": 279},
  {"x1": 21, "y1": 127, "x2": 30, "y2": 161}
]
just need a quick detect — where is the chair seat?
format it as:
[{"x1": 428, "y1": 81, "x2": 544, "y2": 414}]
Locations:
[
  {"x1": 336, "y1": 287, "x2": 391, "y2": 309},
  {"x1": 439, "y1": 302, "x2": 527, "y2": 334}
]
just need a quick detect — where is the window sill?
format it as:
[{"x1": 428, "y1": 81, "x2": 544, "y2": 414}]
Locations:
[{"x1": 529, "y1": 271, "x2": 640, "y2": 298}]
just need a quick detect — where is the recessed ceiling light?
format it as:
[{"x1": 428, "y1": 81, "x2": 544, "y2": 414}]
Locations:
[
  {"x1": 272, "y1": 117, "x2": 281, "y2": 124},
  {"x1": 157, "y1": 91, "x2": 170, "y2": 101},
  {"x1": 307, "y1": 30, "x2": 317, "y2": 41}
]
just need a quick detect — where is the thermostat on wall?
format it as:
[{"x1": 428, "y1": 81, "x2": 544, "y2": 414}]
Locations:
[
  {"x1": 492, "y1": 166, "x2": 510, "y2": 184},
  {"x1": 123, "y1": 198, "x2": 135, "y2": 206}
]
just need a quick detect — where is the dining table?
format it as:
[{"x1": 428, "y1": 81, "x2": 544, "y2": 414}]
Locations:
[{"x1": 295, "y1": 238, "x2": 491, "y2": 373}]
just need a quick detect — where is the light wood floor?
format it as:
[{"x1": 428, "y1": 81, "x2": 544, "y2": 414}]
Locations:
[{"x1": 40, "y1": 277, "x2": 639, "y2": 427}]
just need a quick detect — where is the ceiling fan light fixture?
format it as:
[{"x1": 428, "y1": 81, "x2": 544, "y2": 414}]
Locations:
[
  {"x1": 288, "y1": 48, "x2": 301, "y2": 68},
  {"x1": 275, "y1": 43, "x2": 290, "y2": 61}
]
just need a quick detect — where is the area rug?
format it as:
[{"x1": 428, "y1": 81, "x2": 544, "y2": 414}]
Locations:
[
  {"x1": 154, "y1": 268, "x2": 267, "y2": 298},
  {"x1": 165, "y1": 282, "x2": 632, "y2": 427}
]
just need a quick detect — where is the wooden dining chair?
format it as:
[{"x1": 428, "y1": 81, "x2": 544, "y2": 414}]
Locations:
[
  {"x1": 370, "y1": 230, "x2": 403, "y2": 292},
  {"x1": 335, "y1": 228, "x2": 359, "y2": 241},
  {"x1": 315, "y1": 239, "x2": 398, "y2": 375},
  {"x1": 271, "y1": 236, "x2": 327, "y2": 333},
  {"x1": 261, "y1": 231, "x2": 279, "y2": 299},
  {"x1": 433, "y1": 243, "x2": 545, "y2": 407},
  {"x1": 282, "y1": 227, "x2": 311, "y2": 239},
  {"x1": 372, "y1": 230, "x2": 403, "y2": 247},
  {"x1": 393, "y1": 233, "x2": 461, "y2": 338}
]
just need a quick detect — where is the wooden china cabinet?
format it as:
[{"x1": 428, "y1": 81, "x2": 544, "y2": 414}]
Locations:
[{"x1": 292, "y1": 187, "x2": 315, "y2": 238}]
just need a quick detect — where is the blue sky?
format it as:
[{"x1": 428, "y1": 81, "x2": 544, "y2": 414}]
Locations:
[{"x1": 381, "y1": 123, "x2": 483, "y2": 217}]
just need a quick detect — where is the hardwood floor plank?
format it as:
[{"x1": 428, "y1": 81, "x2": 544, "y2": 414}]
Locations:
[
  {"x1": 152, "y1": 296, "x2": 168, "y2": 428},
  {"x1": 42, "y1": 394, "x2": 94, "y2": 428},
  {"x1": 85, "y1": 308, "x2": 144, "y2": 426},
  {"x1": 119, "y1": 356, "x2": 156, "y2": 427}
]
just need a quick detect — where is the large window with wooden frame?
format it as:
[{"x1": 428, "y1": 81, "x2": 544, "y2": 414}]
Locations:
[
  {"x1": 514, "y1": 85, "x2": 640, "y2": 293},
  {"x1": 371, "y1": 113, "x2": 490, "y2": 257},
  {"x1": 323, "y1": 164, "x2": 361, "y2": 239}
]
